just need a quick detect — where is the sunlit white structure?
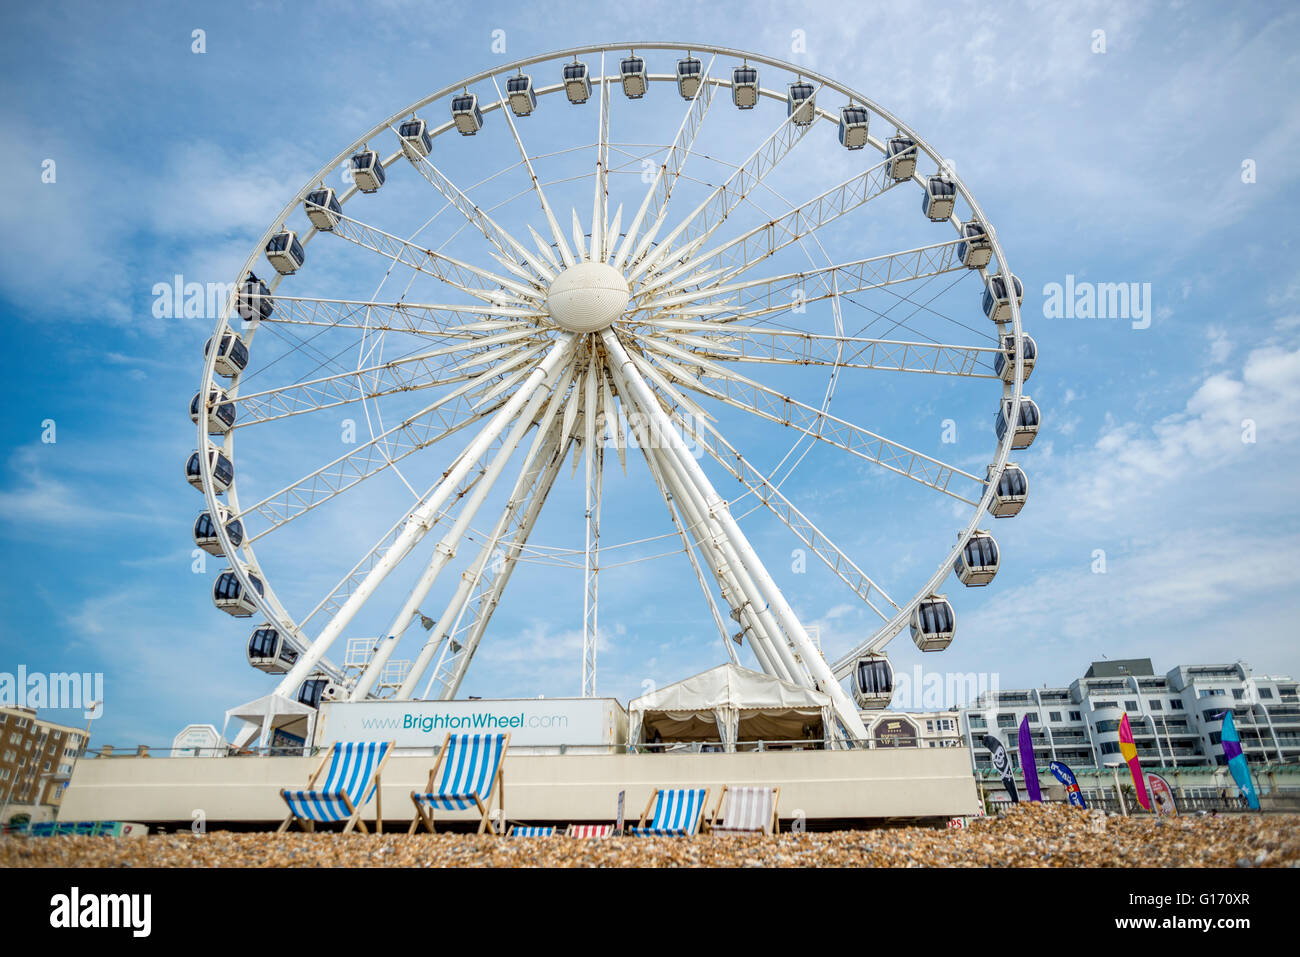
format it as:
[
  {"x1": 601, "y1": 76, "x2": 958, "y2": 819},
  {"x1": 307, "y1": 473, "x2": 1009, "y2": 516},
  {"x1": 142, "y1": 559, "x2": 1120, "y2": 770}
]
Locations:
[{"x1": 193, "y1": 44, "x2": 1038, "y2": 748}]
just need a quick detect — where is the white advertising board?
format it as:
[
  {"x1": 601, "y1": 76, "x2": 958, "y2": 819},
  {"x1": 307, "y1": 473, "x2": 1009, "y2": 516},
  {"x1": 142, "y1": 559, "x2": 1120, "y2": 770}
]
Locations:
[
  {"x1": 171, "y1": 723, "x2": 223, "y2": 757},
  {"x1": 318, "y1": 697, "x2": 628, "y2": 752}
]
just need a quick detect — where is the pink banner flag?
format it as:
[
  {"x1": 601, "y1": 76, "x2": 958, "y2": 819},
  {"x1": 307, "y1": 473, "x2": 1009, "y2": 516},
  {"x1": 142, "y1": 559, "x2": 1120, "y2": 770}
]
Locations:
[{"x1": 1118, "y1": 713, "x2": 1151, "y2": 811}]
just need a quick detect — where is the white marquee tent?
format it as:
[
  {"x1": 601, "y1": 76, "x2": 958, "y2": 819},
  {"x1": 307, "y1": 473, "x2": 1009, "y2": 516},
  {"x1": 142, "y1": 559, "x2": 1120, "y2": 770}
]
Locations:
[{"x1": 628, "y1": 664, "x2": 832, "y2": 751}]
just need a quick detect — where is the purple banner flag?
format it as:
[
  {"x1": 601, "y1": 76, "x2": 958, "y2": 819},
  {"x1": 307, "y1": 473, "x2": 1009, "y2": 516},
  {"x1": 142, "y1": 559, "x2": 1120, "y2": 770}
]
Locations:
[{"x1": 1018, "y1": 716, "x2": 1042, "y2": 802}]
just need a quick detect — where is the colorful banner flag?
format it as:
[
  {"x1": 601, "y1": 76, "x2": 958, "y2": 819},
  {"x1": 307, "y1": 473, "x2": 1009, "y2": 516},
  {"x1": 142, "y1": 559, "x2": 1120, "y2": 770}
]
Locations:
[
  {"x1": 1147, "y1": 772, "x2": 1177, "y2": 816},
  {"x1": 982, "y1": 734, "x2": 1019, "y2": 804},
  {"x1": 1118, "y1": 713, "x2": 1151, "y2": 811},
  {"x1": 1219, "y1": 711, "x2": 1260, "y2": 810},
  {"x1": 1049, "y1": 760, "x2": 1088, "y2": 809},
  {"x1": 1017, "y1": 716, "x2": 1042, "y2": 802}
]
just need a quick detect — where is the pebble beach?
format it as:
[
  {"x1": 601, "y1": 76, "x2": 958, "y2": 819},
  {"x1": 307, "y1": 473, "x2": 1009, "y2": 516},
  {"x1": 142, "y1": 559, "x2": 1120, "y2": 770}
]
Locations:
[{"x1": 4, "y1": 804, "x2": 1297, "y2": 868}]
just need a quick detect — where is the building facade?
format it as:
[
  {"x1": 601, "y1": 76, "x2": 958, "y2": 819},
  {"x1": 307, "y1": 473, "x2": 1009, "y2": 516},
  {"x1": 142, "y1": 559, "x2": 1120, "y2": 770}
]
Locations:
[
  {"x1": 959, "y1": 659, "x2": 1300, "y2": 774},
  {"x1": 863, "y1": 709, "x2": 963, "y2": 749},
  {"x1": 0, "y1": 707, "x2": 90, "y2": 815}
]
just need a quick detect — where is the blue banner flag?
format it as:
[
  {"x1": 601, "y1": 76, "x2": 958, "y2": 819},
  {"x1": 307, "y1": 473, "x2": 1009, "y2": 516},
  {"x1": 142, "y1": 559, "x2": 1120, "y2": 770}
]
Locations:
[
  {"x1": 1219, "y1": 711, "x2": 1260, "y2": 810},
  {"x1": 1049, "y1": 760, "x2": 1087, "y2": 809}
]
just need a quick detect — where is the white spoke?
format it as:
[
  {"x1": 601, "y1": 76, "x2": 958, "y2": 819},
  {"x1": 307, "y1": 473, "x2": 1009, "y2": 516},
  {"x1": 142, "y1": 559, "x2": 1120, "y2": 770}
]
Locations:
[
  {"x1": 590, "y1": 52, "x2": 610, "y2": 262},
  {"x1": 633, "y1": 336, "x2": 985, "y2": 504},
  {"x1": 330, "y1": 210, "x2": 545, "y2": 306},
  {"x1": 643, "y1": 238, "x2": 966, "y2": 321},
  {"x1": 261, "y1": 296, "x2": 543, "y2": 336},
  {"x1": 395, "y1": 124, "x2": 557, "y2": 282},
  {"x1": 632, "y1": 326, "x2": 997, "y2": 379},
  {"x1": 490, "y1": 73, "x2": 577, "y2": 267},
  {"x1": 613, "y1": 54, "x2": 717, "y2": 270},
  {"x1": 637, "y1": 153, "x2": 899, "y2": 299},
  {"x1": 232, "y1": 335, "x2": 550, "y2": 427},
  {"x1": 626, "y1": 83, "x2": 821, "y2": 285}
]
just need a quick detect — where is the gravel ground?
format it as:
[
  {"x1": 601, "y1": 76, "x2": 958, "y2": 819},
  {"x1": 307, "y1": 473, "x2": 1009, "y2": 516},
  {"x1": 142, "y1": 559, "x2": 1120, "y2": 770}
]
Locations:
[{"x1": 3, "y1": 804, "x2": 1297, "y2": 868}]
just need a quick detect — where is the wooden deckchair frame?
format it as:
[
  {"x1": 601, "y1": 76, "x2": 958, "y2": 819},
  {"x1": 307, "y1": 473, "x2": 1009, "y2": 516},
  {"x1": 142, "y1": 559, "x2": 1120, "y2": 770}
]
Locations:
[
  {"x1": 635, "y1": 787, "x2": 710, "y2": 836},
  {"x1": 708, "y1": 785, "x2": 781, "y2": 834},
  {"x1": 409, "y1": 732, "x2": 511, "y2": 836},
  {"x1": 278, "y1": 740, "x2": 394, "y2": 835}
]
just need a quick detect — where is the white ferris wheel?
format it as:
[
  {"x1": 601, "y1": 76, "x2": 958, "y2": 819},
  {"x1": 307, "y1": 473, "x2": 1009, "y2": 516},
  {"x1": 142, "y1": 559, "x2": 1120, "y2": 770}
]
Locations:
[{"x1": 191, "y1": 42, "x2": 1039, "y2": 744}]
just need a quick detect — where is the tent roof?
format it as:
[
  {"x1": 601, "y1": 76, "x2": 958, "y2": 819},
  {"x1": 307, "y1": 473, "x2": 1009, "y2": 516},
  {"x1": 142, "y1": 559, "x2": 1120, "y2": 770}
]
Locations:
[
  {"x1": 628, "y1": 663, "x2": 831, "y2": 715},
  {"x1": 224, "y1": 692, "x2": 315, "y2": 724}
]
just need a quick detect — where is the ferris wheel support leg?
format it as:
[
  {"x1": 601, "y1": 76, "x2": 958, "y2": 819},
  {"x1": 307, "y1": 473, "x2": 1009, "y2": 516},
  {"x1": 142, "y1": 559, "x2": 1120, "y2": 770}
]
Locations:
[
  {"x1": 582, "y1": 351, "x2": 602, "y2": 697},
  {"x1": 603, "y1": 330, "x2": 869, "y2": 741},
  {"x1": 350, "y1": 357, "x2": 568, "y2": 700},
  {"x1": 639, "y1": 438, "x2": 775, "y2": 675},
  {"x1": 391, "y1": 375, "x2": 573, "y2": 701},
  {"x1": 428, "y1": 432, "x2": 575, "y2": 700},
  {"x1": 637, "y1": 441, "x2": 739, "y2": 666},
  {"x1": 272, "y1": 335, "x2": 577, "y2": 699},
  {"x1": 634, "y1": 393, "x2": 799, "y2": 684}
]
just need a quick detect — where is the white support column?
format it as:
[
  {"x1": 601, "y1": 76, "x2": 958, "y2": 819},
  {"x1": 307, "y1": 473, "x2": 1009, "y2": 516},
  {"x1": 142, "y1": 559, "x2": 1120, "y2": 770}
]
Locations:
[
  {"x1": 641, "y1": 436, "x2": 799, "y2": 684},
  {"x1": 350, "y1": 351, "x2": 569, "y2": 700},
  {"x1": 582, "y1": 351, "x2": 602, "y2": 697},
  {"x1": 639, "y1": 436, "x2": 781, "y2": 676},
  {"x1": 273, "y1": 335, "x2": 576, "y2": 698},
  {"x1": 603, "y1": 330, "x2": 869, "y2": 740}
]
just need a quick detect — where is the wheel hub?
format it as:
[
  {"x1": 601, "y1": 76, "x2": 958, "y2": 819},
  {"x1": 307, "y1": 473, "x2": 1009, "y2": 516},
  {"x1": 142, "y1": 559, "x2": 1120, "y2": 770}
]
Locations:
[{"x1": 545, "y1": 261, "x2": 631, "y2": 333}]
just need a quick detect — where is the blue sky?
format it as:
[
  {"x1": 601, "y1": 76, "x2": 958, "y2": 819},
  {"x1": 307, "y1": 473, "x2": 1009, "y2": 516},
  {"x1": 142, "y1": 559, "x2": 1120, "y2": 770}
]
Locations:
[{"x1": 2, "y1": 1, "x2": 1299, "y2": 748}]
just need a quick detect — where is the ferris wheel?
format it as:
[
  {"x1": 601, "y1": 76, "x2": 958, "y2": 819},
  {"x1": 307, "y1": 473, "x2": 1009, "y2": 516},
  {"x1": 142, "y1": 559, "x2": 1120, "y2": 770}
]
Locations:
[{"x1": 191, "y1": 42, "x2": 1040, "y2": 742}]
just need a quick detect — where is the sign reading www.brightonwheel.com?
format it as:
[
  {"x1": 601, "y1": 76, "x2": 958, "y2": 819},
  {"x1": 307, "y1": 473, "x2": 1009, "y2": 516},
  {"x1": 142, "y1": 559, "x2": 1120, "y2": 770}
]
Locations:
[{"x1": 316, "y1": 697, "x2": 628, "y2": 750}]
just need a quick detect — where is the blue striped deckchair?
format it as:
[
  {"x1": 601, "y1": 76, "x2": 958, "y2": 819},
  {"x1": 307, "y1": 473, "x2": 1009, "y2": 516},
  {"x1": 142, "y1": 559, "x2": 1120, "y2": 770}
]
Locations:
[
  {"x1": 508, "y1": 825, "x2": 555, "y2": 837},
  {"x1": 278, "y1": 740, "x2": 394, "y2": 834},
  {"x1": 409, "y1": 733, "x2": 511, "y2": 835},
  {"x1": 629, "y1": 788, "x2": 710, "y2": 837}
]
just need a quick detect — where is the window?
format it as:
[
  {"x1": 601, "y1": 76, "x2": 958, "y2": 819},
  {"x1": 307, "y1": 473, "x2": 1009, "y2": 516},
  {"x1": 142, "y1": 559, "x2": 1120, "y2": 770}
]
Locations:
[
  {"x1": 1203, "y1": 709, "x2": 1226, "y2": 723},
  {"x1": 1069, "y1": 711, "x2": 1082, "y2": 721},
  {"x1": 997, "y1": 713, "x2": 1016, "y2": 728},
  {"x1": 1100, "y1": 742, "x2": 1120, "y2": 755},
  {"x1": 926, "y1": 721, "x2": 934, "y2": 733},
  {"x1": 1209, "y1": 732, "x2": 1222, "y2": 744},
  {"x1": 1171, "y1": 699, "x2": 1184, "y2": 710},
  {"x1": 1094, "y1": 701, "x2": 1118, "y2": 710},
  {"x1": 1126, "y1": 700, "x2": 1139, "y2": 711},
  {"x1": 1049, "y1": 711, "x2": 1062, "y2": 723},
  {"x1": 969, "y1": 715, "x2": 985, "y2": 728},
  {"x1": 1096, "y1": 719, "x2": 1120, "y2": 733},
  {"x1": 1149, "y1": 700, "x2": 1162, "y2": 711},
  {"x1": 1232, "y1": 689, "x2": 1245, "y2": 700},
  {"x1": 1260, "y1": 688, "x2": 1274, "y2": 699}
]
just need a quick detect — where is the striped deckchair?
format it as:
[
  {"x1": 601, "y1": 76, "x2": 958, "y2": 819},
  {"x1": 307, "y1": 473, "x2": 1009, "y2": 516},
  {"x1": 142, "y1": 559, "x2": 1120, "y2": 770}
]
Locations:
[
  {"x1": 566, "y1": 823, "x2": 613, "y2": 839},
  {"x1": 710, "y1": 785, "x2": 781, "y2": 834},
  {"x1": 508, "y1": 825, "x2": 555, "y2": 837},
  {"x1": 409, "y1": 732, "x2": 511, "y2": 835},
  {"x1": 278, "y1": 740, "x2": 394, "y2": 834},
  {"x1": 628, "y1": 788, "x2": 710, "y2": 837}
]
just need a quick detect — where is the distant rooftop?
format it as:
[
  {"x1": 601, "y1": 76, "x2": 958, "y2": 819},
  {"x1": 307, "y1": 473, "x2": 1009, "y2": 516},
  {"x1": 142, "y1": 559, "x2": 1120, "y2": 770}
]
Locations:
[{"x1": 1084, "y1": 658, "x2": 1155, "y2": 678}]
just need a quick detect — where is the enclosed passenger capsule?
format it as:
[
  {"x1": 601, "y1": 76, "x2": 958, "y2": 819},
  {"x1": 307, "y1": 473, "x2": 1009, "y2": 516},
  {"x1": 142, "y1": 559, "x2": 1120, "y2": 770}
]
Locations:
[
  {"x1": 236, "y1": 274, "x2": 273, "y2": 324},
  {"x1": 185, "y1": 445, "x2": 234, "y2": 494},
  {"x1": 190, "y1": 388, "x2": 235, "y2": 435},
  {"x1": 193, "y1": 505, "x2": 244, "y2": 556},
  {"x1": 248, "y1": 624, "x2": 299, "y2": 674},
  {"x1": 957, "y1": 219, "x2": 992, "y2": 269},
  {"x1": 995, "y1": 396, "x2": 1041, "y2": 450},
  {"x1": 982, "y1": 273, "x2": 1025, "y2": 323},
  {"x1": 732, "y1": 65, "x2": 758, "y2": 109},
  {"x1": 506, "y1": 72, "x2": 537, "y2": 116},
  {"x1": 563, "y1": 58, "x2": 592, "y2": 104},
  {"x1": 451, "y1": 92, "x2": 483, "y2": 134},
  {"x1": 265, "y1": 230, "x2": 304, "y2": 275},
  {"x1": 620, "y1": 54, "x2": 647, "y2": 98},
  {"x1": 398, "y1": 117, "x2": 433, "y2": 159},
  {"x1": 910, "y1": 595, "x2": 956, "y2": 652},
  {"x1": 787, "y1": 80, "x2": 816, "y2": 126},
  {"x1": 922, "y1": 174, "x2": 956, "y2": 221},
  {"x1": 676, "y1": 55, "x2": 702, "y2": 99},
  {"x1": 885, "y1": 135, "x2": 917, "y2": 181},
  {"x1": 852, "y1": 654, "x2": 895, "y2": 710},
  {"x1": 296, "y1": 674, "x2": 340, "y2": 709},
  {"x1": 213, "y1": 568, "x2": 263, "y2": 617},
  {"x1": 349, "y1": 149, "x2": 386, "y2": 192},
  {"x1": 994, "y1": 333, "x2": 1037, "y2": 382},
  {"x1": 205, "y1": 331, "x2": 249, "y2": 378},
  {"x1": 988, "y1": 462, "x2": 1029, "y2": 518},
  {"x1": 954, "y1": 531, "x2": 1000, "y2": 586},
  {"x1": 839, "y1": 105, "x2": 869, "y2": 149},
  {"x1": 304, "y1": 187, "x2": 342, "y2": 231}
]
